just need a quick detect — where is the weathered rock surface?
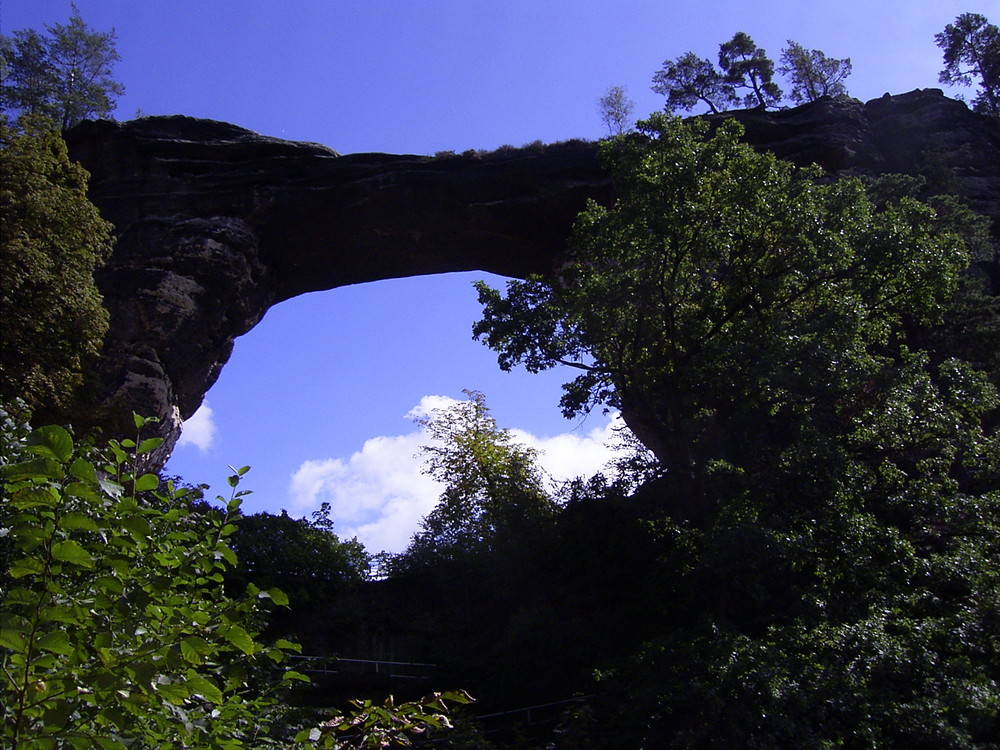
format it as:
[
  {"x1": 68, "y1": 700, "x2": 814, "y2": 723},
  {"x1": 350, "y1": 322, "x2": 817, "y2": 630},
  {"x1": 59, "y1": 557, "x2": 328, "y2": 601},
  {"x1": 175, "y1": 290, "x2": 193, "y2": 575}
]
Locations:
[{"x1": 63, "y1": 89, "x2": 999, "y2": 462}]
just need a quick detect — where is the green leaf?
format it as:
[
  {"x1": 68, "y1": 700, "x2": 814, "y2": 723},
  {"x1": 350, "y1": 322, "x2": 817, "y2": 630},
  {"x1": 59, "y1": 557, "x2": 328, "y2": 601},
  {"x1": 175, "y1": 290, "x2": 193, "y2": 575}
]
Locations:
[
  {"x1": 215, "y1": 543, "x2": 238, "y2": 567},
  {"x1": 95, "y1": 576, "x2": 124, "y2": 595},
  {"x1": 137, "y1": 437, "x2": 164, "y2": 454},
  {"x1": 2, "y1": 457, "x2": 63, "y2": 481},
  {"x1": 10, "y1": 485, "x2": 60, "y2": 509},
  {"x1": 59, "y1": 512, "x2": 99, "y2": 532},
  {"x1": 64, "y1": 481, "x2": 103, "y2": 501},
  {"x1": 26, "y1": 425, "x2": 74, "y2": 463},
  {"x1": 69, "y1": 458, "x2": 98, "y2": 482},
  {"x1": 8, "y1": 556, "x2": 45, "y2": 578},
  {"x1": 184, "y1": 674, "x2": 224, "y2": 704},
  {"x1": 35, "y1": 630, "x2": 74, "y2": 655},
  {"x1": 282, "y1": 669, "x2": 310, "y2": 682},
  {"x1": 0, "y1": 628, "x2": 25, "y2": 650},
  {"x1": 267, "y1": 587, "x2": 289, "y2": 607},
  {"x1": 223, "y1": 624, "x2": 256, "y2": 656},
  {"x1": 155, "y1": 679, "x2": 189, "y2": 705},
  {"x1": 121, "y1": 515, "x2": 152, "y2": 539},
  {"x1": 51, "y1": 540, "x2": 95, "y2": 568},
  {"x1": 180, "y1": 636, "x2": 211, "y2": 664},
  {"x1": 40, "y1": 604, "x2": 84, "y2": 625},
  {"x1": 134, "y1": 473, "x2": 159, "y2": 492}
]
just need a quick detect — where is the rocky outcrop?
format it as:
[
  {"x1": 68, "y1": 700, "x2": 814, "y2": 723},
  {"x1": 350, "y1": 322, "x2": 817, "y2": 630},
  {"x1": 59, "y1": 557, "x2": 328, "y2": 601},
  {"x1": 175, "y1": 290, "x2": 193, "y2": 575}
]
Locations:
[{"x1": 63, "y1": 89, "x2": 999, "y2": 462}]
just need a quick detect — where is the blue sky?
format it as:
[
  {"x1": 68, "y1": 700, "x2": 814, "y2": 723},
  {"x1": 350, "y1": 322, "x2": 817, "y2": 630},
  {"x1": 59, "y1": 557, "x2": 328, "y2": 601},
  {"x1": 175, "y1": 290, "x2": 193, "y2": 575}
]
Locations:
[{"x1": 4, "y1": 0, "x2": 991, "y2": 551}]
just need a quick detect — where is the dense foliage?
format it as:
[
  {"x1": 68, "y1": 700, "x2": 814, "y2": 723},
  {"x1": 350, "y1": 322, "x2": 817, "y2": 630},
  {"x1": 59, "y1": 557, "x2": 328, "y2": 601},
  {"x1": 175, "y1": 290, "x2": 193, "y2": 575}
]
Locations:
[
  {"x1": 467, "y1": 116, "x2": 1000, "y2": 746},
  {"x1": 0, "y1": 6, "x2": 123, "y2": 130},
  {"x1": 0, "y1": 413, "x2": 471, "y2": 748},
  {"x1": 0, "y1": 414, "x2": 303, "y2": 747},
  {"x1": 476, "y1": 116, "x2": 969, "y2": 509},
  {"x1": 0, "y1": 118, "x2": 113, "y2": 423}
]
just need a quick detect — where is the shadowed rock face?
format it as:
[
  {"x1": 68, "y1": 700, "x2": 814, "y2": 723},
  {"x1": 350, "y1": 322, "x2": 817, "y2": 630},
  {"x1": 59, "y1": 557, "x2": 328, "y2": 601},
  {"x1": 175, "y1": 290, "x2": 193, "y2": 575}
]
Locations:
[{"x1": 63, "y1": 89, "x2": 999, "y2": 463}]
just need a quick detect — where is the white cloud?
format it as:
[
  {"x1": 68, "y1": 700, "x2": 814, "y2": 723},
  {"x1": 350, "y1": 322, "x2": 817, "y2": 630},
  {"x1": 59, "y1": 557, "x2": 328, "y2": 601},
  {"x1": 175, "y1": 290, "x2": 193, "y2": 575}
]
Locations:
[
  {"x1": 287, "y1": 396, "x2": 632, "y2": 555},
  {"x1": 176, "y1": 402, "x2": 217, "y2": 452}
]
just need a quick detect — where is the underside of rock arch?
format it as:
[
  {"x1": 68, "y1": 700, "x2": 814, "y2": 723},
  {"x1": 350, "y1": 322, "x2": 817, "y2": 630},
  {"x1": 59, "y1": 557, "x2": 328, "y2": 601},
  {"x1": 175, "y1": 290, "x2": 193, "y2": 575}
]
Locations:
[{"x1": 63, "y1": 89, "x2": 999, "y2": 463}]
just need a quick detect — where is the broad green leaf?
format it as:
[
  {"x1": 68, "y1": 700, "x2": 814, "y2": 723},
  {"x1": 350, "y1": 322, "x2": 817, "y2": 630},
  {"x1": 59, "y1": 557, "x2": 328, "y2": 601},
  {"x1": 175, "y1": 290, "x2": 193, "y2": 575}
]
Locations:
[
  {"x1": 40, "y1": 604, "x2": 84, "y2": 625},
  {"x1": 95, "y1": 576, "x2": 124, "y2": 595},
  {"x1": 215, "y1": 544, "x2": 238, "y2": 567},
  {"x1": 121, "y1": 515, "x2": 152, "y2": 539},
  {"x1": 181, "y1": 637, "x2": 208, "y2": 664},
  {"x1": 134, "y1": 473, "x2": 159, "y2": 492},
  {"x1": 64, "y1": 481, "x2": 103, "y2": 501},
  {"x1": 2, "y1": 457, "x2": 63, "y2": 481},
  {"x1": 10, "y1": 485, "x2": 60, "y2": 509},
  {"x1": 0, "y1": 628, "x2": 25, "y2": 650},
  {"x1": 8, "y1": 556, "x2": 45, "y2": 578},
  {"x1": 282, "y1": 669, "x2": 310, "y2": 682},
  {"x1": 42, "y1": 700, "x2": 74, "y2": 730},
  {"x1": 26, "y1": 425, "x2": 74, "y2": 463},
  {"x1": 137, "y1": 437, "x2": 164, "y2": 454},
  {"x1": 155, "y1": 679, "x2": 189, "y2": 705},
  {"x1": 107, "y1": 443, "x2": 127, "y2": 466},
  {"x1": 35, "y1": 630, "x2": 74, "y2": 655},
  {"x1": 69, "y1": 457, "x2": 98, "y2": 482},
  {"x1": 51, "y1": 540, "x2": 95, "y2": 568},
  {"x1": 267, "y1": 587, "x2": 290, "y2": 607},
  {"x1": 222, "y1": 624, "x2": 256, "y2": 656},
  {"x1": 132, "y1": 412, "x2": 158, "y2": 430},
  {"x1": 185, "y1": 674, "x2": 223, "y2": 704},
  {"x1": 59, "y1": 512, "x2": 99, "y2": 532}
]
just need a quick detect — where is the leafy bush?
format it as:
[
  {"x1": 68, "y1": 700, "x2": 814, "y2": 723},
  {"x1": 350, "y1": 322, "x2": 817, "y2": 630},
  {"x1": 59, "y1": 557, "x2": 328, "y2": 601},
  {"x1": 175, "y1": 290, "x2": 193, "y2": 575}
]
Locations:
[{"x1": 1, "y1": 414, "x2": 302, "y2": 747}]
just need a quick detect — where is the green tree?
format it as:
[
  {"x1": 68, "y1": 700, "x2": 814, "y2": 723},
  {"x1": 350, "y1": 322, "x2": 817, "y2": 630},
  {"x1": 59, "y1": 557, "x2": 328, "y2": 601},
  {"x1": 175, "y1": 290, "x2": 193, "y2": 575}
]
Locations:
[
  {"x1": 935, "y1": 12, "x2": 999, "y2": 118},
  {"x1": 779, "y1": 40, "x2": 852, "y2": 103},
  {"x1": 651, "y1": 51, "x2": 736, "y2": 114},
  {"x1": 597, "y1": 84, "x2": 635, "y2": 136},
  {"x1": 403, "y1": 391, "x2": 556, "y2": 563},
  {"x1": 473, "y1": 113, "x2": 1000, "y2": 747},
  {"x1": 0, "y1": 118, "x2": 113, "y2": 422},
  {"x1": 229, "y1": 504, "x2": 369, "y2": 601},
  {"x1": 718, "y1": 31, "x2": 782, "y2": 108},
  {"x1": 474, "y1": 115, "x2": 970, "y2": 519},
  {"x1": 1, "y1": 5, "x2": 123, "y2": 130}
]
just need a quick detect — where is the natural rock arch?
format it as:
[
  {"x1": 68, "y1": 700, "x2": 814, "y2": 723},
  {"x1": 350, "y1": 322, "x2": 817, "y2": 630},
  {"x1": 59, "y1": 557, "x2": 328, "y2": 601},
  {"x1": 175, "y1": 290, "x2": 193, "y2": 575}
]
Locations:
[{"x1": 63, "y1": 89, "x2": 999, "y2": 464}]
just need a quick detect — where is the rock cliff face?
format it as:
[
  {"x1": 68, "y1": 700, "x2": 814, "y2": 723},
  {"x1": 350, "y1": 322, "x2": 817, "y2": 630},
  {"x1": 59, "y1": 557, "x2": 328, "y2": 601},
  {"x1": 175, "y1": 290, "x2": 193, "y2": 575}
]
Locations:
[{"x1": 63, "y1": 89, "x2": 999, "y2": 462}]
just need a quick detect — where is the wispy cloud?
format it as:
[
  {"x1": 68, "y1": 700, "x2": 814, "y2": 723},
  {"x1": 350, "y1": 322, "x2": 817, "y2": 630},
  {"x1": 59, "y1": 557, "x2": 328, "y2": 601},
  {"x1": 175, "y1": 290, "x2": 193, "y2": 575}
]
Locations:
[
  {"x1": 176, "y1": 402, "x2": 217, "y2": 452},
  {"x1": 287, "y1": 396, "x2": 629, "y2": 554}
]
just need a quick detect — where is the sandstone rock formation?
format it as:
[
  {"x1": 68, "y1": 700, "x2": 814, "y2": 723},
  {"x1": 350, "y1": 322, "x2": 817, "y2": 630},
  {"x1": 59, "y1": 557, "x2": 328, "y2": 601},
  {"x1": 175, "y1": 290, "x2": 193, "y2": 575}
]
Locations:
[{"x1": 63, "y1": 89, "x2": 999, "y2": 463}]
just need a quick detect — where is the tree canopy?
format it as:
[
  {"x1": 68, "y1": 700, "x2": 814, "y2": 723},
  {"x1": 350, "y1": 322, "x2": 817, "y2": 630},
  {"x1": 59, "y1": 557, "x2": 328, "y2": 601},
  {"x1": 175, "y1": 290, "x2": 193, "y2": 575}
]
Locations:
[
  {"x1": 717, "y1": 31, "x2": 782, "y2": 108},
  {"x1": 596, "y1": 84, "x2": 635, "y2": 136},
  {"x1": 0, "y1": 5, "x2": 123, "y2": 130},
  {"x1": 653, "y1": 31, "x2": 852, "y2": 113},
  {"x1": 0, "y1": 118, "x2": 113, "y2": 422},
  {"x1": 936, "y1": 12, "x2": 1000, "y2": 118},
  {"x1": 472, "y1": 113, "x2": 1000, "y2": 747},
  {"x1": 401, "y1": 391, "x2": 557, "y2": 565},
  {"x1": 779, "y1": 40, "x2": 852, "y2": 103},
  {"x1": 475, "y1": 115, "x2": 971, "y2": 513},
  {"x1": 651, "y1": 50, "x2": 736, "y2": 114}
]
